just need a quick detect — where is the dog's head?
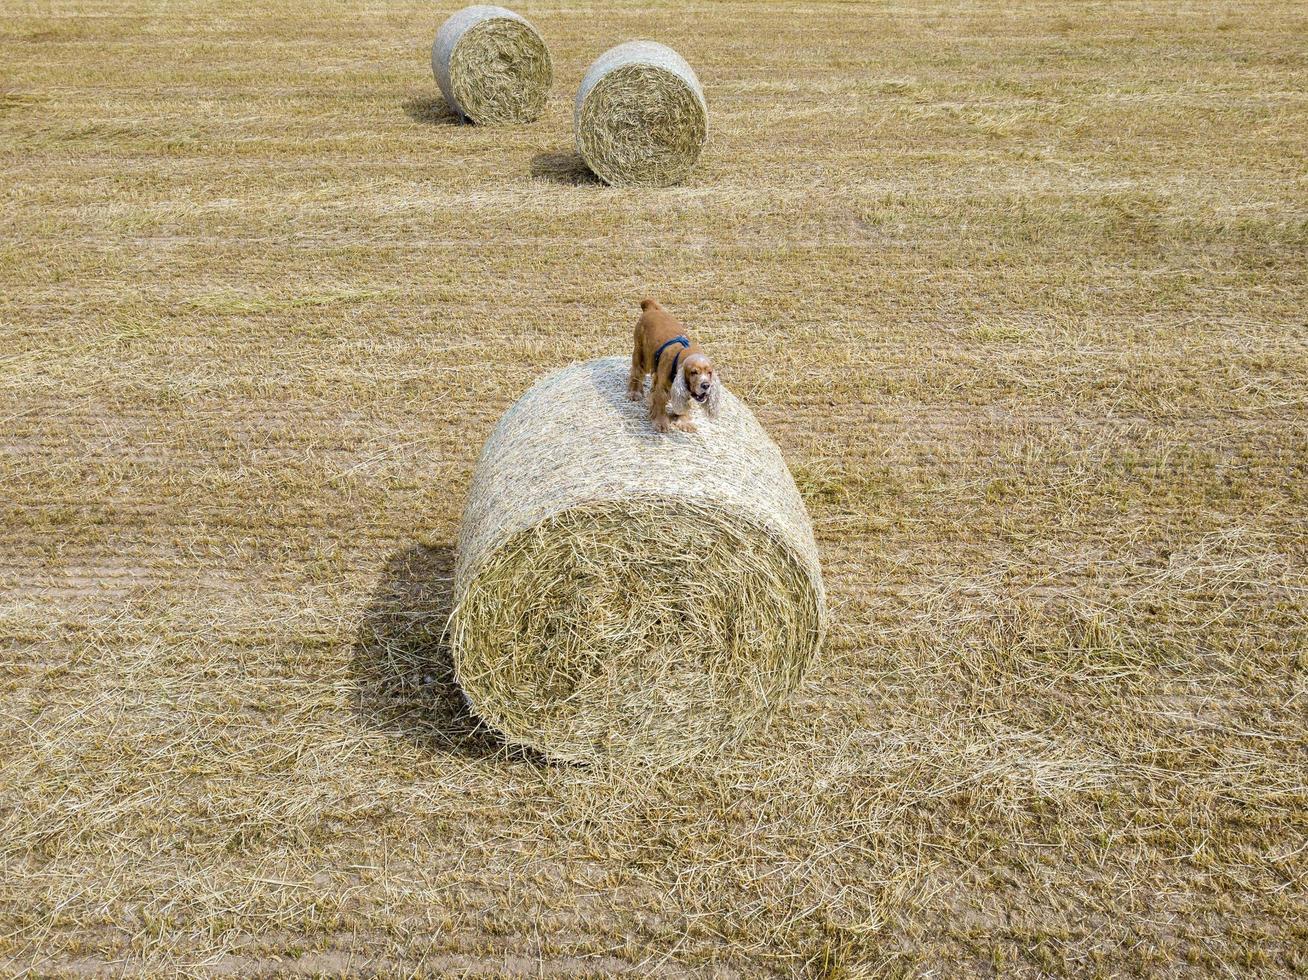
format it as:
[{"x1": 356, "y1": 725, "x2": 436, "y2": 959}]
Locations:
[{"x1": 671, "y1": 352, "x2": 721, "y2": 417}]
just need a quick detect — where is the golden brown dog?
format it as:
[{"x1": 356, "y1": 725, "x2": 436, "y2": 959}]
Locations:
[{"x1": 627, "y1": 298, "x2": 721, "y2": 433}]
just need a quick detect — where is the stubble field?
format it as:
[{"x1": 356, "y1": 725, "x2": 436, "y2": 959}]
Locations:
[{"x1": 2, "y1": 0, "x2": 1306, "y2": 975}]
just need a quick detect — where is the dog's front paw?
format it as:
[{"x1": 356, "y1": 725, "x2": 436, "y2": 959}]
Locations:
[
  {"x1": 626, "y1": 388, "x2": 643, "y2": 402},
  {"x1": 672, "y1": 416, "x2": 698, "y2": 434},
  {"x1": 653, "y1": 415, "x2": 673, "y2": 434}
]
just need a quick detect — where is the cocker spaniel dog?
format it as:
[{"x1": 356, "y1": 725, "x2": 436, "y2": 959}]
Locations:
[{"x1": 627, "y1": 298, "x2": 721, "y2": 433}]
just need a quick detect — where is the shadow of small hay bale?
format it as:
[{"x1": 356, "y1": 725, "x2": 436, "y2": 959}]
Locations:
[
  {"x1": 431, "y1": 4, "x2": 552, "y2": 125},
  {"x1": 574, "y1": 41, "x2": 708, "y2": 187},
  {"x1": 451, "y1": 358, "x2": 826, "y2": 767},
  {"x1": 529, "y1": 150, "x2": 599, "y2": 186},
  {"x1": 401, "y1": 95, "x2": 463, "y2": 127}
]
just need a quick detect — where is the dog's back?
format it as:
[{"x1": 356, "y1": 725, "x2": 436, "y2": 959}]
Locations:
[{"x1": 636, "y1": 298, "x2": 690, "y2": 368}]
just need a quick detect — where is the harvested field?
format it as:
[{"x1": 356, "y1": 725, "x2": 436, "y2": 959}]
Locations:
[{"x1": 1, "y1": 0, "x2": 1306, "y2": 975}]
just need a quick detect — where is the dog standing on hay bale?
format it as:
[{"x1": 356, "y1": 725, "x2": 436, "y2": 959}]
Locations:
[{"x1": 627, "y1": 298, "x2": 721, "y2": 433}]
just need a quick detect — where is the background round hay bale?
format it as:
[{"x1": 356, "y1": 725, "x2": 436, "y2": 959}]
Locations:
[
  {"x1": 431, "y1": 5, "x2": 551, "y2": 124},
  {"x1": 574, "y1": 41, "x2": 708, "y2": 187},
  {"x1": 451, "y1": 357, "x2": 826, "y2": 766}
]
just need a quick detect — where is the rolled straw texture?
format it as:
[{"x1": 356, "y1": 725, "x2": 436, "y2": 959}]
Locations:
[
  {"x1": 574, "y1": 41, "x2": 708, "y2": 186},
  {"x1": 431, "y1": 5, "x2": 551, "y2": 124},
  {"x1": 451, "y1": 357, "x2": 826, "y2": 766}
]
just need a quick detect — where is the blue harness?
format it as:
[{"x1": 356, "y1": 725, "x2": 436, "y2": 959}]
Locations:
[{"x1": 653, "y1": 335, "x2": 690, "y2": 381}]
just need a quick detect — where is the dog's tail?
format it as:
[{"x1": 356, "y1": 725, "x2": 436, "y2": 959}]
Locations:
[{"x1": 640, "y1": 297, "x2": 659, "y2": 312}]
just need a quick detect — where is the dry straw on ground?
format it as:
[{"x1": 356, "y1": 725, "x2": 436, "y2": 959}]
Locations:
[
  {"x1": 451, "y1": 358, "x2": 826, "y2": 766},
  {"x1": 3, "y1": 0, "x2": 1306, "y2": 971},
  {"x1": 574, "y1": 40, "x2": 708, "y2": 186},
  {"x1": 431, "y1": 4, "x2": 551, "y2": 124}
]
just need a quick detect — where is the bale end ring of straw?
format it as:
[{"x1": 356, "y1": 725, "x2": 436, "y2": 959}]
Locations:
[
  {"x1": 574, "y1": 41, "x2": 708, "y2": 187},
  {"x1": 432, "y1": 5, "x2": 552, "y2": 124}
]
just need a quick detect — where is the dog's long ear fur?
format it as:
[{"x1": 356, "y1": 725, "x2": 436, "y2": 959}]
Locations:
[
  {"x1": 704, "y1": 374, "x2": 723, "y2": 417},
  {"x1": 668, "y1": 363, "x2": 690, "y2": 415}
]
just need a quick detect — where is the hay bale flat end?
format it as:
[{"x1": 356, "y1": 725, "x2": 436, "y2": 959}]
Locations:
[
  {"x1": 432, "y1": 4, "x2": 552, "y2": 124},
  {"x1": 574, "y1": 41, "x2": 708, "y2": 187}
]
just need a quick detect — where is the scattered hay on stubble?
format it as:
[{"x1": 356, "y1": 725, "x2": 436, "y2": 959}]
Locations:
[{"x1": 3, "y1": 0, "x2": 1307, "y2": 970}]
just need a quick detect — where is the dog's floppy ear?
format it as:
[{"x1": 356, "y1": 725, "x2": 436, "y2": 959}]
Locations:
[
  {"x1": 668, "y1": 362, "x2": 690, "y2": 415},
  {"x1": 704, "y1": 373, "x2": 723, "y2": 417}
]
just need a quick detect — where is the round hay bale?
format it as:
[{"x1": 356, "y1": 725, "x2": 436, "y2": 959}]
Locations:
[
  {"x1": 574, "y1": 41, "x2": 708, "y2": 187},
  {"x1": 431, "y1": 5, "x2": 552, "y2": 124},
  {"x1": 451, "y1": 357, "x2": 825, "y2": 766}
]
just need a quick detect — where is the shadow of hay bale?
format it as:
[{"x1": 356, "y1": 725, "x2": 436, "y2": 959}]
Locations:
[
  {"x1": 530, "y1": 150, "x2": 599, "y2": 186},
  {"x1": 401, "y1": 96, "x2": 464, "y2": 126},
  {"x1": 352, "y1": 542, "x2": 508, "y2": 759}
]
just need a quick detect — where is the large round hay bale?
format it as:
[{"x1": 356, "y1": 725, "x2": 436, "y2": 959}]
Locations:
[
  {"x1": 574, "y1": 41, "x2": 708, "y2": 187},
  {"x1": 451, "y1": 357, "x2": 825, "y2": 766},
  {"x1": 431, "y1": 5, "x2": 551, "y2": 124}
]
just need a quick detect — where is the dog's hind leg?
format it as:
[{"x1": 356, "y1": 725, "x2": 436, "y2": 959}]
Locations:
[{"x1": 626, "y1": 321, "x2": 646, "y2": 401}]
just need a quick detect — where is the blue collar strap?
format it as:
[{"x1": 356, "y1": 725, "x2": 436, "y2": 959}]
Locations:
[{"x1": 653, "y1": 335, "x2": 690, "y2": 380}]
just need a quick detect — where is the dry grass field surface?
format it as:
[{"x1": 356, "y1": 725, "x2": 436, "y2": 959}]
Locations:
[{"x1": 2, "y1": 0, "x2": 1307, "y2": 975}]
